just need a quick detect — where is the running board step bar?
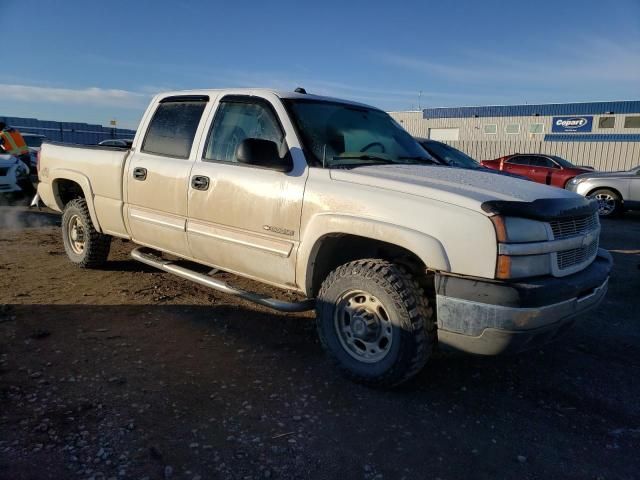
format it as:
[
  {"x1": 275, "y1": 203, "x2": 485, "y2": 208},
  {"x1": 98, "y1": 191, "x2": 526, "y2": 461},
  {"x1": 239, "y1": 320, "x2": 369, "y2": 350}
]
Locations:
[{"x1": 131, "y1": 247, "x2": 315, "y2": 313}]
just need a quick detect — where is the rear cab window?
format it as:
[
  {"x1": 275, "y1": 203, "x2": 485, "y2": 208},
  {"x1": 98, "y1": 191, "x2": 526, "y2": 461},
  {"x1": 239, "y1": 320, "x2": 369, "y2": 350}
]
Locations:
[{"x1": 142, "y1": 96, "x2": 209, "y2": 158}]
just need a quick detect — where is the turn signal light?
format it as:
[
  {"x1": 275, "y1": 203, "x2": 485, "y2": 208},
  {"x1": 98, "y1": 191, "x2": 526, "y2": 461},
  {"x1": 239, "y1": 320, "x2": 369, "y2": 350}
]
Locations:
[{"x1": 496, "y1": 255, "x2": 512, "y2": 279}]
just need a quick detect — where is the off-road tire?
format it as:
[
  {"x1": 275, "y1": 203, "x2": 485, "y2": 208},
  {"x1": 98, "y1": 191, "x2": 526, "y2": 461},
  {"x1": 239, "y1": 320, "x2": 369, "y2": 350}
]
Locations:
[
  {"x1": 61, "y1": 198, "x2": 111, "y2": 268},
  {"x1": 589, "y1": 188, "x2": 622, "y2": 218},
  {"x1": 316, "y1": 259, "x2": 435, "y2": 388}
]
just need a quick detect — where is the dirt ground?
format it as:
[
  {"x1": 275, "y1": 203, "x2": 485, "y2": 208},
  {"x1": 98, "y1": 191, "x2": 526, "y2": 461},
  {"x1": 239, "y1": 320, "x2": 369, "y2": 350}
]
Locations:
[{"x1": 0, "y1": 206, "x2": 639, "y2": 480}]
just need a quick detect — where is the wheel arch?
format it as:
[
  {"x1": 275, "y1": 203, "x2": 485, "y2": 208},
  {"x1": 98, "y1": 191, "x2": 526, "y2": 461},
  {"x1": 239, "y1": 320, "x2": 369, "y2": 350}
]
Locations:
[
  {"x1": 586, "y1": 185, "x2": 624, "y2": 202},
  {"x1": 51, "y1": 170, "x2": 102, "y2": 232},
  {"x1": 298, "y1": 214, "x2": 450, "y2": 297}
]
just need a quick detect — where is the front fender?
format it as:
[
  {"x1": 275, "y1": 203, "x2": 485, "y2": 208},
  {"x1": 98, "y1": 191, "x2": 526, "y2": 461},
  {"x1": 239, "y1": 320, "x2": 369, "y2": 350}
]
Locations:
[
  {"x1": 51, "y1": 169, "x2": 103, "y2": 232},
  {"x1": 297, "y1": 213, "x2": 450, "y2": 295}
]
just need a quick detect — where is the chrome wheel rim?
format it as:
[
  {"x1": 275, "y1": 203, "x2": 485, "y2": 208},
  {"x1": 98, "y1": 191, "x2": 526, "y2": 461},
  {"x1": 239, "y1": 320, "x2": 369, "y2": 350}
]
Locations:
[
  {"x1": 591, "y1": 193, "x2": 616, "y2": 216},
  {"x1": 334, "y1": 290, "x2": 393, "y2": 363},
  {"x1": 67, "y1": 214, "x2": 86, "y2": 254}
]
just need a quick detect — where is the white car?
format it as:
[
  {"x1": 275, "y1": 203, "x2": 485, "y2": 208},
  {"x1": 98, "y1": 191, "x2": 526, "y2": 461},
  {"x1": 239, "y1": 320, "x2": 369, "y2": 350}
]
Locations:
[
  {"x1": 0, "y1": 154, "x2": 31, "y2": 198},
  {"x1": 21, "y1": 133, "x2": 47, "y2": 179}
]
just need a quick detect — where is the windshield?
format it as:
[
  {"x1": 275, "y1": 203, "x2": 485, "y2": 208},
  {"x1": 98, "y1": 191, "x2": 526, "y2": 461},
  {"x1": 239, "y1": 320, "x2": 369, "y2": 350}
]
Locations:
[
  {"x1": 420, "y1": 141, "x2": 480, "y2": 169},
  {"x1": 549, "y1": 155, "x2": 574, "y2": 168},
  {"x1": 283, "y1": 99, "x2": 436, "y2": 167},
  {"x1": 23, "y1": 136, "x2": 44, "y2": 148}
]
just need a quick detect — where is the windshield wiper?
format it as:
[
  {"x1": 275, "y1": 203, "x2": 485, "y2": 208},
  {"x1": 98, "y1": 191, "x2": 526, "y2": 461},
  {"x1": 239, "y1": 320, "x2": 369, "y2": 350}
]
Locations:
[
  {"x1": 397, "y1": 156, "x2": 440, "y2": 165},
  {"x1": 332, "y1": 154, "x2": 393, "y2": 163}
]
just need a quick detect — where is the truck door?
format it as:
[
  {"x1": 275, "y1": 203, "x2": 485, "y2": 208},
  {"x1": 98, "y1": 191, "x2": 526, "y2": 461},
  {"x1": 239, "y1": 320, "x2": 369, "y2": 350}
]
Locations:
[
  {"x1": 126, "y1": 95, "x2": 209, "y2": 257},
  {"x1": 186, "y1": 95, "x2": 307, "y2": 288}
]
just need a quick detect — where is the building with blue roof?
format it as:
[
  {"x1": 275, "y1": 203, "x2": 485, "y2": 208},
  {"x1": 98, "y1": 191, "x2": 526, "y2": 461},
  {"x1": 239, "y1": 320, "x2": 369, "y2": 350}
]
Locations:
[{"x1": 390, "y1": 101, "x2": 640, "y2": 171}]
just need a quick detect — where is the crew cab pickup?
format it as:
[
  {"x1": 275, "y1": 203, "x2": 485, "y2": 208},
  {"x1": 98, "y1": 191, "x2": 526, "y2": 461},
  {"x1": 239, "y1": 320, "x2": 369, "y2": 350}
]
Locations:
[{"x1": 37, "y1": 89, "x2": 612, "y2": 387}]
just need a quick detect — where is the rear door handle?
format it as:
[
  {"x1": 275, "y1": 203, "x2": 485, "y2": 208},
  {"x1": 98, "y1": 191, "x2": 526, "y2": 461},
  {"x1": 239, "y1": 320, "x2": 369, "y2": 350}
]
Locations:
[
  {"x1": 191, "y1": 175, "x2": 210, "y2": 191},
  {"x1": 133, "y1": 167, "x2": 147, "y2": 181}
]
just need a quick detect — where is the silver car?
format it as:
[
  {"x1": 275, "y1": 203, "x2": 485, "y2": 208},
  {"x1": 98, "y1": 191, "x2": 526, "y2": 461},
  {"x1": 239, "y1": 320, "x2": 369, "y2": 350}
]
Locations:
[{"x1": 566, "y1": 166, "x2": 640, "y2": 217}]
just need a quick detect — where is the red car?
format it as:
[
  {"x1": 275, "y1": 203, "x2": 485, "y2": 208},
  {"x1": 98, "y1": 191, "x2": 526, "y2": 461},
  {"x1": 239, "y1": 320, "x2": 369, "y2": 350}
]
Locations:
[{"x1": 481, "y1": 154, "x2": 593, "y2": 188}]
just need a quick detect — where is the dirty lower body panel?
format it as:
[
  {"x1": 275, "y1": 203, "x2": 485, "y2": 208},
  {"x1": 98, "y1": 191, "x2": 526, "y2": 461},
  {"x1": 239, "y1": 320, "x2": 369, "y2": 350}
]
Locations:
[{"x1": 435, "y1": 249, "x2": 612, "y2": 355}]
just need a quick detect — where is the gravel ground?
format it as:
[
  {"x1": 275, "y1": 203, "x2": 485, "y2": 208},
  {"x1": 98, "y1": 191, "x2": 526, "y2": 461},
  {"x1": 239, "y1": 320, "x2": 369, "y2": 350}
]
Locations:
[{"x1": 0, "y1": 206, "x2": 639, "y2": 480}]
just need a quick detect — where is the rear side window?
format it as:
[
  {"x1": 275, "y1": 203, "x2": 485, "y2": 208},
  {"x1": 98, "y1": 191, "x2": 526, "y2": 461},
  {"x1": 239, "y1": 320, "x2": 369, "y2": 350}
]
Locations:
[
  {"x1": 142, "y1": 99, "x2": 207, "y2": 158},
  {"x1": 507, "y1": 156, "x2": 529, "y2": 166}
]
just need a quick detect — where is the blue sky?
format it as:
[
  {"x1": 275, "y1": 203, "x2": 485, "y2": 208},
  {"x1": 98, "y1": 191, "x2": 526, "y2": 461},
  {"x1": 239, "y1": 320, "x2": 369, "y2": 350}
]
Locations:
[{"x1": 2, "y1": 0, "x2": 639, "y2": 129}]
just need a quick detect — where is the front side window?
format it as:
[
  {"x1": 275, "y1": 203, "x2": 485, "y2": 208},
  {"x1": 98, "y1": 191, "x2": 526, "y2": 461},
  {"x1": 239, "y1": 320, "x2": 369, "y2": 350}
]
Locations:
[
  {"x1": 283, "y1": 99, "x2": 435, "y2": 167},
  {"x1": 528, "y1": 156, "x2": 556, "y2": 168},
  {"x1": 142, "y1": 99, "x2": 207, "y2": 158},
  {"x1": 204, "y1": 99, "x2": 284, "y2": 163}
]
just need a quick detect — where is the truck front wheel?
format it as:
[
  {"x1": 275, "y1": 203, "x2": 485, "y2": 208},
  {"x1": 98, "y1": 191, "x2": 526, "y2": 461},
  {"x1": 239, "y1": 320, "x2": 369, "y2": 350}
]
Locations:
[
  {"x1": 61, "y1": 198, "x2": 111, "y2": 268},
  {"x1": 316, "y1": 259, "x2": 435, "y2": 387}
]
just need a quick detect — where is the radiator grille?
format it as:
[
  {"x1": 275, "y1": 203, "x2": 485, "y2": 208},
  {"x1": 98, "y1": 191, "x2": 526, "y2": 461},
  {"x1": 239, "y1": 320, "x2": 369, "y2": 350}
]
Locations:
[
  {"x1": 550, "y1": 214, "x2": 599, "y2": 240},
  {"x1": 0, "y1": 167, "x2": 9, "y2": 176},
  {"x1": 557, "y1": 239, "x2": 599, "y2": 270}
]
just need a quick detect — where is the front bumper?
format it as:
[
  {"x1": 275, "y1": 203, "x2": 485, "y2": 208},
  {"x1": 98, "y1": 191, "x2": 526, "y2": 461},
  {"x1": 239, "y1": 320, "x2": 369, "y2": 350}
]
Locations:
[{"x1": 435, "y1": 249, "x2": 612, "y2": 355}]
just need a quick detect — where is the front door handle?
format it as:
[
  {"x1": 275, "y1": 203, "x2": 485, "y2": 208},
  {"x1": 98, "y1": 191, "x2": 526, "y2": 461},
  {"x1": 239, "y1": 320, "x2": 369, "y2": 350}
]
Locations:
[
  {"x1": 191, "y1": 175, "x2": 210, "y2": 191},
  {"x1": 133, "y1": 167, "x2": 147, "y2": 181}
]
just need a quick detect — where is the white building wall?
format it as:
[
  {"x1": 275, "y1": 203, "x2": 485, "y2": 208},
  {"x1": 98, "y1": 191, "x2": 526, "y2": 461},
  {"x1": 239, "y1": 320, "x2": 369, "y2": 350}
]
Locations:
[{"x1": 389, "y1": 111, "x2": 640, "y2": 172}]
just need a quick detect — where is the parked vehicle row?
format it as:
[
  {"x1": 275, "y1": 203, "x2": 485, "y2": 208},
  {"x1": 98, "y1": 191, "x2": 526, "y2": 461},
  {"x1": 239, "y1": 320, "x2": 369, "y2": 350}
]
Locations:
[
  {"x1": 566, "y1": 166, "x2": 640, "y2": 217},
  {"x1": 35, "y1": 88, "x2": 611, "y2": 387},
  {"x1": 413, "y1": 141, "x2": 638, "y2": 218},
  {"x1": 481, "y1": 154, "x2": 593, "y2": 188}
]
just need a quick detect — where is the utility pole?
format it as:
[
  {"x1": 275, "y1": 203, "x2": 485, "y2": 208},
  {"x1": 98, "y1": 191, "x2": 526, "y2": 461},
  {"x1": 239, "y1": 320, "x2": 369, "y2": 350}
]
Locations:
[{"x1": 418, "y1": 91, "x2": 422, "y2": 111}]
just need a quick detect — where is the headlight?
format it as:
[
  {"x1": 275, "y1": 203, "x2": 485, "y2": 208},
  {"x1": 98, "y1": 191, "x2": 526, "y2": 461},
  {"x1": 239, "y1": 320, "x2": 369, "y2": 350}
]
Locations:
[
  {"x1": 491, "y1": 216, "x2": 552, "y2": 279},
  {"x1": 16, "y1": 163, "x2": 29, "y2": 178},
  {"x1": 491, "y1": 216, "x2": 548, "y2": 243}
]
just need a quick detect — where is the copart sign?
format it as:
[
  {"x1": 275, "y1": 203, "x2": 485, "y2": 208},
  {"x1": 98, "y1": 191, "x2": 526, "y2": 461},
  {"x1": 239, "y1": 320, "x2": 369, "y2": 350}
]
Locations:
[{"x1": 552, "y1": 116, "x2": 593, "y2": 133}]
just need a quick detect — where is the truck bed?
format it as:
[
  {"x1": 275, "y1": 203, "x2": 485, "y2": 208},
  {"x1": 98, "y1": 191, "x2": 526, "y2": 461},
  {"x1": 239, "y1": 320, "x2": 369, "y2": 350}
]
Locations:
[{"x1": 37, "y1": 142, "x2": 131, "y2": 237}]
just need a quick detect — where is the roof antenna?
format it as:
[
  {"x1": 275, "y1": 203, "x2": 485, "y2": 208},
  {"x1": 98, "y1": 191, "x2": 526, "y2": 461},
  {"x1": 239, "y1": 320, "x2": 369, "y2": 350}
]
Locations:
[{"x1": 294, "y1": 87, "x2": 307, "y2": 94}]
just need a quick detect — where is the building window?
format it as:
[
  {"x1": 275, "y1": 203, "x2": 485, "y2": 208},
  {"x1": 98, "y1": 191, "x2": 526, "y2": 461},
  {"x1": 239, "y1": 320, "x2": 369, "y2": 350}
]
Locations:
[
  {"x1": 624, "y1": 116, "x2": 640, "y2": 128},
  {"x1": 528, "y1": 123, "x2": 544, "y2": 134},
  {"x1": 505, "y1": 124, "x2": 520, "y2": 135},
  {"x1": 599, "y1": 117, "x2": 615, "y2": 129},
  {"x1": 483, "y1": 124, "x2": 497, "y2": 135}
]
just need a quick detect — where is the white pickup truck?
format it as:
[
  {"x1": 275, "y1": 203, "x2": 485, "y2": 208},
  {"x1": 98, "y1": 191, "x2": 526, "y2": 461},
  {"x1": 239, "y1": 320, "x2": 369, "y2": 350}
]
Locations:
[{"x1": 36, "y1": 88, "x2": 612, "y2": 387}]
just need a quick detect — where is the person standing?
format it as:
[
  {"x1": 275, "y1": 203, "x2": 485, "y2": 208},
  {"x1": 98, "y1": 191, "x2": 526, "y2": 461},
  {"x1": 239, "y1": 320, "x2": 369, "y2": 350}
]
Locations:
[{"x1": 0, "y1": 121, "x2": 31, "y2": 167}]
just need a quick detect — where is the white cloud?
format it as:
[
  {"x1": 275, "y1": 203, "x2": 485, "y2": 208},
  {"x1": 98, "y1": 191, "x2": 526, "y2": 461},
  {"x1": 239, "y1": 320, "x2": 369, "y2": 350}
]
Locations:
[
  {"x1": 0, "y1": 83, "x2": 149, "y2": 108},
  {"x1": 376, "y1": 36, "x2": 640, "y2": 89}
]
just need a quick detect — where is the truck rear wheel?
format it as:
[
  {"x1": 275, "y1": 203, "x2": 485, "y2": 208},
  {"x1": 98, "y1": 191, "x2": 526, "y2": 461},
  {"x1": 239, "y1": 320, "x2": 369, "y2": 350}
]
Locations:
[
  {"x1": 316, "y1": 259, "x2": 435, "y2": 387},
  {"x1": 61, "y1": 198, "x2": 111, "y2": 268}
]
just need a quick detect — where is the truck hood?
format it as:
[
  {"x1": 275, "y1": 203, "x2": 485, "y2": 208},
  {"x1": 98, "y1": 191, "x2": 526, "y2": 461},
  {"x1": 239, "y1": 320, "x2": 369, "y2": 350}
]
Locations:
[{"x1": 330, "y1": 164, "x2": 578, "y2": 214}]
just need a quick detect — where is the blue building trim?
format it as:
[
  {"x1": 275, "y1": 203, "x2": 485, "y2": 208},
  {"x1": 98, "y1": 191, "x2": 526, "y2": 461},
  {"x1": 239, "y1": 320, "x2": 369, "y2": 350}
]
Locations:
[
  {"x1": 423, "y1": 101, "x2": 640, "y2": 119},
  {"x1": 0, "y1": 115, "x2": 135, "y2": 145},
  {"x1": 544, "y1": 134, "x2": 640, "y2": 142}
]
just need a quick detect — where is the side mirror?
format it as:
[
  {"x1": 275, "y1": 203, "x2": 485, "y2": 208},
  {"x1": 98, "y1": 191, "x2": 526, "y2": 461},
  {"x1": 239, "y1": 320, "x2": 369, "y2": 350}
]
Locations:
[{"x1": 236, "y1": 138, "x2": 292, "y2": 172}]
